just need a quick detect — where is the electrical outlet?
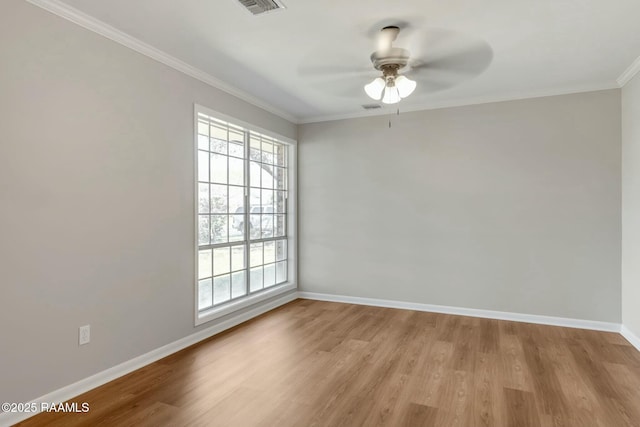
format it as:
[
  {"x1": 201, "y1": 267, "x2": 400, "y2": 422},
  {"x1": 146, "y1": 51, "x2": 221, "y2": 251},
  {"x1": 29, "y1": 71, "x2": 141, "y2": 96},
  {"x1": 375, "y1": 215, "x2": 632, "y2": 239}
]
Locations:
[{"x1": 79, "y1": 325, "x2": 90, "y2": 346}]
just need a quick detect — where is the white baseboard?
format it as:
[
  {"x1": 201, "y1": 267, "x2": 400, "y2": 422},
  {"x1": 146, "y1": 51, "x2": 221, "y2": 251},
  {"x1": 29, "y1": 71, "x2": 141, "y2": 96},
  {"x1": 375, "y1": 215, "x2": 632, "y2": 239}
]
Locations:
[
  {"x1": 621, "y1": 325, "x2": 640, "y2": 351},
  {"x1": 297, "y1": 291, "x2": 621, "y2": 333},
  {"x1": 0, "y1": 292, "x2": 297, "y2": 427}
]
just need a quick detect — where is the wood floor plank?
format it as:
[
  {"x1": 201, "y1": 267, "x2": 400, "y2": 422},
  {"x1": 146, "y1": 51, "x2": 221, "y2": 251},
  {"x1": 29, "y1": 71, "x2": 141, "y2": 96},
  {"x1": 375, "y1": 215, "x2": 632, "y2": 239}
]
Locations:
[
  {"x1": 473, "y1": 352, "x2": 505, "y2": 427},
  {"x1": 433, "y1": 369, "x2": 473, "y2": 427},
  {"x1": 504, "y1": 387, "x2": 541, "y2": 427},
  {"x1": 15, "y1": 299, "x2": 640, "y2": 427},
  {"x1": 519, "y1": 332, "x2": 571, "y2": 421},
  {"x1": 498, "y1": 331, "x2": 535, "y2": 392},
  {"x1": 543, "y1": 341, "x2": 607, "y2": 426},
  {"x1": 406, "y1": 340, "x2": 455, "y2": 408},
  {"x1": 399, "y1": 403, "x2": 439, "y2": 426}
]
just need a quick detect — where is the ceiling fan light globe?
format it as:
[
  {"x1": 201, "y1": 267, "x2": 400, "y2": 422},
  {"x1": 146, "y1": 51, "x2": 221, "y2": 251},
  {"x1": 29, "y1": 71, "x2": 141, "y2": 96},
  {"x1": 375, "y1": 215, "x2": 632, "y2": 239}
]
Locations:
[
  {"x1": 364, "y1": 77, "x2": 385, "y2": 100},
  {"x1": 395, "y1": 75, "x2": 416, "y2": 98},
  {"x1": 382, "y1": 86, "x2": 401, "y2": 104}
]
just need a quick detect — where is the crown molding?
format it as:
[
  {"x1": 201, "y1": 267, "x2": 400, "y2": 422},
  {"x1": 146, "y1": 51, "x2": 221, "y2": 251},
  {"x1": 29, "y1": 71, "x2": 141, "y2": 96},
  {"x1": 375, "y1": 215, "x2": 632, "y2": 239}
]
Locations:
[
  {"x1": 618, "y1": 55, "x2": 640, "y2": 87},
  {"x1": 298, "y1": 82, "x2": 620, "y2": 124},
  {"x1": 24, "y1": 0, "x2": 299, "y2": 124}
]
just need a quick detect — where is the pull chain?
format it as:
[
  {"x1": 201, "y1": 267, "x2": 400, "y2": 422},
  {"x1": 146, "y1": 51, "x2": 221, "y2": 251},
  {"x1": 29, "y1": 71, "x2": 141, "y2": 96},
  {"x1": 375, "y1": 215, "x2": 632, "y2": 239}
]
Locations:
[{"x1": 388, "y1": 107, "x2": 400, "y2": 128}]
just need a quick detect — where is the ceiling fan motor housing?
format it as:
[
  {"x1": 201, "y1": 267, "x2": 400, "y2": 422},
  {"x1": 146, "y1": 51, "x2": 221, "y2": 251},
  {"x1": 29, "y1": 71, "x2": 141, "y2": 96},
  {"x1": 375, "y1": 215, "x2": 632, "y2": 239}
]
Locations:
[{"x1": 370, "y1": 47, "x2": 411, "y2": 71}]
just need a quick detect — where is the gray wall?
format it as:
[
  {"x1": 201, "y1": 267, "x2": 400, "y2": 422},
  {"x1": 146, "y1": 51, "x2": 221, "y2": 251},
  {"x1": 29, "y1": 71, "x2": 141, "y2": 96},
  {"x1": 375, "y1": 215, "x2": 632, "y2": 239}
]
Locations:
[
  {"x1": 0, "y1": 0, "x2": 296, "y2": 404},
  {"x1": 299, "y1": 90, "x2": 622, "y2": 323},
  {"x1": 622, "y1": 73, "x2": 640, "y2": 337}
]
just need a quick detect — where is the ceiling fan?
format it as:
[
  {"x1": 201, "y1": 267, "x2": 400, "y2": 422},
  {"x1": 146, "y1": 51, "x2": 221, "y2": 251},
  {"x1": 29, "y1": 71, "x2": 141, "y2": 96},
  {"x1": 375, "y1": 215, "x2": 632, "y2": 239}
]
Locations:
[
  {"x1": 364, "y1": 26, "x2": 417, "y2": 104},
  {"x1": 299, "y1": 23, "x2": 493, "y2": 106}
]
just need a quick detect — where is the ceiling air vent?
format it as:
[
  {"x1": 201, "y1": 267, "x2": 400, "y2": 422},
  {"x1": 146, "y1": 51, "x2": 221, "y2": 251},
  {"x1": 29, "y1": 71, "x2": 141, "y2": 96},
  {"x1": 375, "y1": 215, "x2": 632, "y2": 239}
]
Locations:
[
  {"x1": 238, "y1": 0, "x2": 285, "y2": 15},
  {"x1": 362, "y1": 104, "x2": 382, "y2": 110}
]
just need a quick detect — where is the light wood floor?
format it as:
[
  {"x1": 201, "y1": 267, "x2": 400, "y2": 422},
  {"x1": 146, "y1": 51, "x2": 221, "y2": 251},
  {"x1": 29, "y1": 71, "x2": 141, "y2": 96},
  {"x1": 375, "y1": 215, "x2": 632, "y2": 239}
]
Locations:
[{"x1": 18, "y1": 299, "x2": 640, "y2": 427}]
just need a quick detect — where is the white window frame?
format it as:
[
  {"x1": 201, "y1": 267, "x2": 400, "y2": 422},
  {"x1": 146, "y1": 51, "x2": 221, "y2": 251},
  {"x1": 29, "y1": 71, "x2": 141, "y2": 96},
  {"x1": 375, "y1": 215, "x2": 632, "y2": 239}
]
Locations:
[{"x1": 194, "y1": 104, "x2": 297, "y2": 326}]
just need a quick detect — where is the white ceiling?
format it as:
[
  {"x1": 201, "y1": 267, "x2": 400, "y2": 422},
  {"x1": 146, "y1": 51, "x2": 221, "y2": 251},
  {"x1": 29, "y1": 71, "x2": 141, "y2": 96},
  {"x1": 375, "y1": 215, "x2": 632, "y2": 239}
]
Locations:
[{"x1": 51, "y1": 0, "x2": 640, "y2": 123}]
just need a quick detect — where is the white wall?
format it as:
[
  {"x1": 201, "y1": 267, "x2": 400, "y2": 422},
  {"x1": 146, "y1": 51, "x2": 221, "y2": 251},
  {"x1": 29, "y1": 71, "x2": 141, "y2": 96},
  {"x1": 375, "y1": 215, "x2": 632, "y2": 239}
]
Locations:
[
  {"x1": 622, "y1": 72, "x2": 640, "y2": 338},
  {"x1": 0, "y1": 0, "x2": 296, "y2": 404},
  {"x1": 299, "y1": 90, "x2": 622, "y2": 323}
]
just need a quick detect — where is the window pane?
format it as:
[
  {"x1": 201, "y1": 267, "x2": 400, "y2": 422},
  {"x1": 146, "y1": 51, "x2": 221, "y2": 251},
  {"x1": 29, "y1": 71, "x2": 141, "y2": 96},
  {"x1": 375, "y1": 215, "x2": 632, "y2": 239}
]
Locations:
[
  {"x1": 198, "y1": 249, "x2": 212, "y2": 280},
  {"x1": 262, "y1": 140, "x2": 274, "y2": 164},
  {"x1": 261, "y1": 189, "x2": 274, "y2": 213},
  {"x1": 229, "y1": 141, "x2": 244, "y2": 158},
  {"x1": 275, "y1": 191, "x2": 286, "y2": 214},
  {"x1": 264, "y1": 241, "x2": 275, "y2": 264},
  {"x1": 276, "y1": 239, "x2": 287, "y2": 261},
  {"x1": 250, "y1": 134, "x2": 261, "y2": 159},
  {"x1": 228, "y1": 186, "x2": 244, "y2": 214},
  {"x1": 261, "y1": 167, "x2": 274, "y2": 189},
  {"x1": 250, "y1": 187, "x2": 261, "y2": 209},
  {"x1": 229, "y1": 157, "x2": 244, "y2": 186},
  {"x1": 275, "y1": 215, "x2": 286, "y2": 237},
  {"x1": 250, "y1": 267, "x2": 263, "y2": 292},
  {"x1": 275, "y1": 167, "x2": 286, "y2": 190},
  {"x1": 211, "y1": 215, "x2": 228, "y2": 244},
  {"x1": 262, "y1": 214, "x2": 274, "y2": 238},
  {"x1": 264, "y1": 263, "x2": 276, "y2": 288},
  {"x1": 275, "y1": 144, "x2": 286, "y2": 167},
  {"x1": 229, "y1": 128, "x2": 244, "y2": 145},
  {"x1": 211, "y1": 153, "x2": 227, "y2": 184},
  {"x1": 250, "y1": 213, "x2": 261, "y2": 239},
  {"x1": 198, "y1": 183, "x2": 210, "y2": 214},
  {"x1": 213, "y1": 275, "x2": 231, "y2": 305},
  {"x1": 211, "y1": 184, "x2": 228, "y2": 214},
  {"x1": 210, "y1": 124, "x2": 227, "y2": 141},
  {"x1": 198, "y1": 134, "x2": 209, "y2": 151},
  {"x1": 198, "y1": 215, "x2": 210, "y2": 245},
  {"x1": 232, "y1": 271, "x2": 246, "y2": 298},
  {"x1": 250, "y1": 161, "x2": 261, "y2": 188},
  {"x1": 211, "y1": 138, "x2": 227, "y2": 155},
  {"x1": 229, "y1": 215, "x2": 244, "y2": 242},
  {"x1": 276, "y1": 261, "x2": 287, "y2": 284},
  {"x1": 250, "y1": 243, "x2": 263, "y2": 267},
  {"x1": 232, "y1": 245, "x2": 245, "y2": 271},
  {"x1": 198, "y1": 121, "x2": 209, "y2": 136},
  {"x1": 198, "y1": 279, "x2": 212, "y2": 310},
  {"x1": 198, "y1": 151, "x2": 209, "y2": 183},
  {"x1": 213, "y1": 247, "x2": 231, "y2": 276}
]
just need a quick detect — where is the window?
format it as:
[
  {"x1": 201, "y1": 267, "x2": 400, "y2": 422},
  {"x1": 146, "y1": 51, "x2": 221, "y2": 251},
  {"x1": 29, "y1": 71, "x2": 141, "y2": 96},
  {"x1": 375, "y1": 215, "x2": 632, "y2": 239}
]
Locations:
[{"x1": 195, "y1": 106, "x2": 296, "y2": 325}]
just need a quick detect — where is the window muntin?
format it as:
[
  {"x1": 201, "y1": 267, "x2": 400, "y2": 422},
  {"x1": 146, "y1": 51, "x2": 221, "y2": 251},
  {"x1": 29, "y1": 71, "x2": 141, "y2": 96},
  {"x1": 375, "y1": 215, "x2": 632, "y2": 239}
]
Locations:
[{"x1": 196, "y1": 112, "x2": 289, "y2": 313}]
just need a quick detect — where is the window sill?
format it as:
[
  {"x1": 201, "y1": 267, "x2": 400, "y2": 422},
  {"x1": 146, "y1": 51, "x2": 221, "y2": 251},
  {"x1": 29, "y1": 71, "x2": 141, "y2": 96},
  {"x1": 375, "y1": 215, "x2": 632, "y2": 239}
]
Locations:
[{"x1": 195, "y1": 282, "x2": 297, "y2": 326}]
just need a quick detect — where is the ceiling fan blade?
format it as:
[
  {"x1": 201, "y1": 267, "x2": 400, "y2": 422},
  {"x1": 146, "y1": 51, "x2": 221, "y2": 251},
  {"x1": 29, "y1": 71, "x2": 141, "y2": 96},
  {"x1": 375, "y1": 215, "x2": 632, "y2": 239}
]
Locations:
[
  {"x1": 412, "y1": 79, "x2": 454, "y2": 94},
  {"x1": 402, "y1": 64, "x2": 483, "y2": 95},
  {"x1": 407, "y1": 28, "x2": 493, "y2": 77},
  {"x1": 412, "y1": 45, "x2": 492, "y2": 77},
  {"x1": 410, "y1": 72, "x2": 465, "y2": 93},
  {"x1": 404, "y1": 37, "x2": 492, "y2": 94}
]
